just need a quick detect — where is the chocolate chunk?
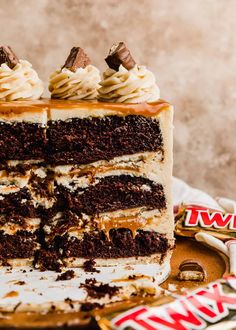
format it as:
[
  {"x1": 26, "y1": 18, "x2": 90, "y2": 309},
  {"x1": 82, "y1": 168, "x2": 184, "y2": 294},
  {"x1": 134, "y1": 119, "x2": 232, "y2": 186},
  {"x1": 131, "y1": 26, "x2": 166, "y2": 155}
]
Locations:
[
  {"x1": 62, "y1": 47, "x2": 91, "y2": 72},
  {"x1": 178, "y1": 259, "x2": 206, "y2": 282},
  {"x1": 105, "y1": 42, "x2": 136, "y2": 71},
  {"x1": 0, "y1": 46, "x2": 19, "y2": 69}
]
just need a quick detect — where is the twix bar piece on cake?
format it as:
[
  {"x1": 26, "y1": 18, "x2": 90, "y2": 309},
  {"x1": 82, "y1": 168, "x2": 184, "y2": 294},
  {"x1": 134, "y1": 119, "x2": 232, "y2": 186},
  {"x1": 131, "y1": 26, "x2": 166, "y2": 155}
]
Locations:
[{"x1": 175, "y1": 205, "x2": 236, "y2": 240}]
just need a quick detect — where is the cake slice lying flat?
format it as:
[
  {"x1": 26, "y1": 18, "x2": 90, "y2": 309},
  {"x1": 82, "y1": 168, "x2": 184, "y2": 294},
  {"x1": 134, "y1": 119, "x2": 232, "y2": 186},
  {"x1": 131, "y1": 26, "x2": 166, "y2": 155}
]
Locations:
[{"x1": 40, "y1": 99, "x2": 174, "y2": 280}]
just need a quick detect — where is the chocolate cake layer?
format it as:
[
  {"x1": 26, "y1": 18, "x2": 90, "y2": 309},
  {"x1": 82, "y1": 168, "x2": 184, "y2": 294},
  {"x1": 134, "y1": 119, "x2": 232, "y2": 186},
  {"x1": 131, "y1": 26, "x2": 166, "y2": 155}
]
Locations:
[
  {"x1": 0, "y1": 188, "x2": 39, "y2": 217},
  {"x1": 47, "y1": 229, "x2": 169, "y2": 259},
  {"x1": 0, "y1": 122, "x2": 46, "y2": 161},
  {"x1": 47, "y1": 115, "x2": 163, "y2": 165},
  {"x1": 0, "y1": 230, "x2": 38, "y2": 259},
  {"x1": 56, "y1": 175, "x2": 166, "y2": 215},
  {"x1": 0, "y1": 179, "x2": 54, "y2": 217}
]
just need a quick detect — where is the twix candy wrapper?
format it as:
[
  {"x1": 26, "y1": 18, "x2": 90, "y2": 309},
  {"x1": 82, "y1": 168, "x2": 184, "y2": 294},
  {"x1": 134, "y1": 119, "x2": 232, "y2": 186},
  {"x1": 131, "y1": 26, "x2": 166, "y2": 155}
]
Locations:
[
  {"x1": 175, "y1": 205, "x2": 236, "y2": 240},
  {"x1": 98, "y1": 276, "x2": 236, "y2": 329}
]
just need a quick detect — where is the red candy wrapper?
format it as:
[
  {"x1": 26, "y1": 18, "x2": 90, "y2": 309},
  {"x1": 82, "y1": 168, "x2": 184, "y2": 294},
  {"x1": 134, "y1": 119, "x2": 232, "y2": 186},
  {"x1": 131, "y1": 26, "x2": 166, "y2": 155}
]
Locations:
[
  {"x1": 99, "y1": 276, "x2": 236, "y2": 329},
  {"x1": 175, "y1": 205, "x2": 236, "y2": 240},
  {"x1": 96, "y1": 205, "x2": 236, "y2": 329}
]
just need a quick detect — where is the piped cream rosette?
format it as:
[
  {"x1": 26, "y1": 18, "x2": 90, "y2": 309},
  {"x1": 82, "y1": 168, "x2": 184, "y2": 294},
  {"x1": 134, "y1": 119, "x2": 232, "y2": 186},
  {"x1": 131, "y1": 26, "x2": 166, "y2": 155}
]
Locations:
[
  {"x1": 0, "y1": 60, "x2": 44, "y2": 101},
  {"x1": 49, "y1": 65, "x2": 100, "y2": 100},
  {"x1": 98, "y1": 64, "x2": 160, "y2": 103}
]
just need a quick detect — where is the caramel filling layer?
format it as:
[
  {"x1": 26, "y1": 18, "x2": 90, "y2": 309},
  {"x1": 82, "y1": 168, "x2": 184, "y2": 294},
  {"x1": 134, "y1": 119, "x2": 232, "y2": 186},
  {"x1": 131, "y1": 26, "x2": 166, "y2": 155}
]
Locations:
[{"x1": 95, "y1": 215, "x2": 152, "y2": 237}]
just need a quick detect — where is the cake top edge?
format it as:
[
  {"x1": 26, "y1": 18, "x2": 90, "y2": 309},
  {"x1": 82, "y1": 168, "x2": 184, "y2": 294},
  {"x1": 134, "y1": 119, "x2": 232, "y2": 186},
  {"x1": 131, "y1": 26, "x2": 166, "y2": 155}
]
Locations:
[
  {"x1": 0, "y1": 98, "x2": 172, "y2": 118},
  {"x1": 0, "y1": 98, "x2": 172, "y2": 109}
]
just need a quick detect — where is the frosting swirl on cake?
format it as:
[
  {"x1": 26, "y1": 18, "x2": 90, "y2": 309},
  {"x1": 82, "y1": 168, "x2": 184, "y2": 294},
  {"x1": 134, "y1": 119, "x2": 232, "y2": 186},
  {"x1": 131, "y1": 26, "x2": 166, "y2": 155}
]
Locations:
[
  {"x1": 98, "y1": 65, "x2": 160, "y2": 103},
  {"x1": 0, "y1": 60, "x2": 44, "y2": 101},
  {"x1": 49, "y1": 65, "x2": 100, "y2": 100}
]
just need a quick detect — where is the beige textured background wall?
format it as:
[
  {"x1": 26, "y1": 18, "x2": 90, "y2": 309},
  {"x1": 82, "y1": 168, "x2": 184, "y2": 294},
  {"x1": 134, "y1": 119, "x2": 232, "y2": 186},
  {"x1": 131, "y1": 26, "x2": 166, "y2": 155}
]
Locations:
[{"x1": 0, "y1": 0, "x2": 235, "y2": 198}]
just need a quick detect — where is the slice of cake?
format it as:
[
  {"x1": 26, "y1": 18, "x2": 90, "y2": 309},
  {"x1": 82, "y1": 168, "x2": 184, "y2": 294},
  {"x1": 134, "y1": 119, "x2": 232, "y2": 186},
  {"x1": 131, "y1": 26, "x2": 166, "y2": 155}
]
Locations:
[
  {"x1": 40, "y1": 43, "x2": 174, "y2": 282},
  {"x1": 0, "y1": 46, "x2": 46, "y2": 266}
]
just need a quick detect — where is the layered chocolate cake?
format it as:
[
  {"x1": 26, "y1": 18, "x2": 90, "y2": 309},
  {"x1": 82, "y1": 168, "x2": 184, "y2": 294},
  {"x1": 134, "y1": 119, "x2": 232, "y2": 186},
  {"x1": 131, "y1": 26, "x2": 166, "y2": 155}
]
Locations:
[
  {"x1": 0, "y1": 44, "x2": 174, "y2": 282},
  {"x1": 0, "y1": 46, "x2": 45, "y2": 265}
]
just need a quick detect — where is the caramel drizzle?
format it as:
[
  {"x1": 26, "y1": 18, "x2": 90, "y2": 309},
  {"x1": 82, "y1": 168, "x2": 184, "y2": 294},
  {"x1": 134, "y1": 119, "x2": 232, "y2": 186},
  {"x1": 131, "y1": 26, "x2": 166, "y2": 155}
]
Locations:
[
  {"x1": 51, "y1": 214, "x2": 151, "y2": 239},
  {"x1": 0, "y1": 295, "x2": 159, "y2": 328},
  {"x1": 3, "y1": 291, "x2": 19, "y2": 298},
  {"x1": 0, "y1": 98, "x2": 171, "y2": 117},
  {"x1": 62, "y1": 164, "x2": 141, "y2": 180},
  {"x1": 95, "y1": 215, "x2": 152, "y2": 237},
  {"x1": 112, "y1": 275, "x2": 152, "y2": 282}
]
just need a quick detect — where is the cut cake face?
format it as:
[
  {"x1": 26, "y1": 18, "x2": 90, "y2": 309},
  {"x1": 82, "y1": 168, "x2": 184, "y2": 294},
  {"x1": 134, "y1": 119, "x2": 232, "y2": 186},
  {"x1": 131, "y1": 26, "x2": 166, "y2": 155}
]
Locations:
[{"x1": 0, "y1": 99, "x2": 173, "y2": 281}]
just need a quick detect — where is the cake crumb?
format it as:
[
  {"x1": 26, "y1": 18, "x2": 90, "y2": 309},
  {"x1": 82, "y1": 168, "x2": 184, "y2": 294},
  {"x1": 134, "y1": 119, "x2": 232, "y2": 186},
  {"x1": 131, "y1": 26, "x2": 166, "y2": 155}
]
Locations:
[
  {"x1": 80, "y1": 278, "x2": 120, "y2": 299},
  {"x1": 128, "y1": 275, "x2": 137, "y2": 280},
  {"x1": 34, "y1": 250, "x2": 64, "y2": 272},
  {"x1": 64, "y1": 297, "x2": 74, "y2": 309},
  {"x1": 56, "y1": 270, "x2": 75, "y2": 281},
  {"x1": 83, "y1": 259, "x2": 100, "y2": 273},
  {"x1": 80, "y1": 302, "x2": 104, "y2": 312},
  {"x1": 168, "y1": 283, "x2": 177, "y2": 292},
  {"x1": 15, "y1": 281, "x2": 25, "y2": 286}
]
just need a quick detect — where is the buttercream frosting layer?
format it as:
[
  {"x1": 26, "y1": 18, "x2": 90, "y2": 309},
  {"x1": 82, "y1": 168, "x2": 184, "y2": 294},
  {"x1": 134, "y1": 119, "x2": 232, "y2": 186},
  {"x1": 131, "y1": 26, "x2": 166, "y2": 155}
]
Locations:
[{"x1": 0, "y1": 60, "x2": 43, "y2": 101}]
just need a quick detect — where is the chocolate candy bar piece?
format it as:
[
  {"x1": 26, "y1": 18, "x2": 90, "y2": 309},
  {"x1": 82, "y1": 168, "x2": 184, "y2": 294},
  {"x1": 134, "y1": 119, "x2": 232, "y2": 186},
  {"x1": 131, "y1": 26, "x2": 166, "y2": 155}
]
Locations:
[
  {"x1": 0, "y1": 46, "x2": 19, "y2": 69},
  {"x1": 178, "y1": 259, "x2": 206, "y2": 281},
  {"x1": 105, "y1": 42, "x2": 136, "y2": 71},
  {"x1": 62, "y1": 47, "x2": 91, "y2": 72},
  {"x1": 175, "y1": 205, "x2": 236, "y2": 240}
]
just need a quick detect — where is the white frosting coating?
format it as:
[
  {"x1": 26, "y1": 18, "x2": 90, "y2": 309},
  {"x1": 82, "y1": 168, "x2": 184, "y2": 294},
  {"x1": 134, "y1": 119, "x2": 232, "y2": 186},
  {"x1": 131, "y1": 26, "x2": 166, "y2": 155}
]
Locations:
[
  {"x1": 206, "y1": 321, "x2": 236, "y2": 330},
  {"x1": 49, "y1": 65, "x2": 100, "y2": 100},
  {"x1": 98, "y1": 64, "x2": 160, "y2": 103},
  {"x1": 195, "y1": 232, "x2": 229, "y2": 256},
  {"x1": 0, "y1": 60, "x2": 44, "y2": 101},
  {"x1": 0, "y1": 263, "x2": 167, "y2": 312},
  {"x1": 49, "y1": 107, "x2": 122, "y2": 121}
]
